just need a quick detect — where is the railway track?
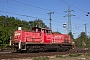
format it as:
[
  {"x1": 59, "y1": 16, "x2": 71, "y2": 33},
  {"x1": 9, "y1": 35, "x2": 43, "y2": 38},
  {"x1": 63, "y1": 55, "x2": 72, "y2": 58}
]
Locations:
[{"x1": 0, "y1": 48, "x2": 90, "y2": 59}]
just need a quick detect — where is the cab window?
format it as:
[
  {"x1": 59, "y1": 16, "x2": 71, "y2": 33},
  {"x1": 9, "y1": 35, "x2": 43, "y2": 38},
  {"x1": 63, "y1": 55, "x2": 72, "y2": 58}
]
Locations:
[
  {"x1": 46, "y1": 30, "x2": 51, "y2": 33},
  {"x1": 38, "y1": 28, "x2": 41, "y2": 32},
  {"x1": 33, "y1": 29, "x2": 36, "y2": 32}
]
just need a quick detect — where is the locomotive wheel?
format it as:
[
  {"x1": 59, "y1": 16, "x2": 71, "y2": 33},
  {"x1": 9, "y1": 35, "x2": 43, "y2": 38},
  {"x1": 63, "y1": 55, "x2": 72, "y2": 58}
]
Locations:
[
  {"x1": 61, "y1": 46, "x2": 70, "y2": 52},
  {"x1": 12, "y1": 47, "x2": 19, "y2": 53},
  {"x1": 40, "y1": 47, "x2": 45, "y2": 52},
  {"x1": 62, "y1": 47, "x2": 66, "y2": 52},
  {"x1": 57, "y1": 46, "x2": 63, "y2": 52},
  {"x1": 26, "y1": 46, "x2": 34, "y2": 53},
  {"x1": 66, "y1": 47, "x2": 70, "y2": 51}
]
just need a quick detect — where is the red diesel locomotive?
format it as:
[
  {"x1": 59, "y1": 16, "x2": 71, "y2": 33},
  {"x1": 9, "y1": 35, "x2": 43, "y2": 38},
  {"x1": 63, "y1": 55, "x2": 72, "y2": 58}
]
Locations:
[{"x1": 13, "y1": 27, "x2": 74, "y2": 52}]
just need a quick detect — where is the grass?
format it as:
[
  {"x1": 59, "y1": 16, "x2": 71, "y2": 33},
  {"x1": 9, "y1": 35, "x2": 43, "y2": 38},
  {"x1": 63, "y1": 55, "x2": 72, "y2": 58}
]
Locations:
[
  {"x1": 69, "y1": 54, "x2": 81, "y2": 57},
  {"x1": 33, "y1": 56, "x2": 49, "y2": 60},
  {"x1": 33, "y1": 53, "x2": 88, "y2": 60},
  {"x1": 56, "y1": 55, "x2": 67, "y2": 58},
  {"x1": 56, "y1": 54, "x2": 82, "y2": 58}
]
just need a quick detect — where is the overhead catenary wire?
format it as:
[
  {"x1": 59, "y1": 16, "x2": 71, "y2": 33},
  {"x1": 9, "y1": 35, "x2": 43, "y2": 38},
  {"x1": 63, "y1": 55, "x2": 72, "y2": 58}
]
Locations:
[
  {"x1": 0, "y1": 0, "x2": 65, "y2": 23},
  {"x1": 0, "y1": 0, "x2": 90, "y2": 35},
  {"x1": 0, "y1": 0, "x2": 89, "y2": 23},
  {"x1": 1, "y1": 0, "x2": 78, "y2": 23},
  {"x1": 60, "y1": 0, "x2": 87, "y2": 13},
  {"x1": 0, "y1": 10, "x2": 38, "y2": 18},
  {"x1": 12, "y1": 0, "x2": 89, "y2": 21},
  {"x1": 0, "y1": 0, "x2": 69, "y2": 29},
  {"x1": 0, "y1": 0, "x2": 47, "y2": 16},
  {"x1": 60, "y1": 0, "x2": 90, "y2": 34},
  {"x1": 60, "y1": 0, "x2": 90, "y2": 24},
  {"x1": 0, "y1": 0, "x2": 88, "y2": 24},
  {"x1": 11, "y1": 0, "x2": 65, "y2": 15}
]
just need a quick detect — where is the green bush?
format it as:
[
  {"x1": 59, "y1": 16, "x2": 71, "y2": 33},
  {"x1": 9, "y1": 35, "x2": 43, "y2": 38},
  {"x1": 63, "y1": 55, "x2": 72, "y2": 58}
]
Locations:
[
  {"x1": 33, "y1": 57, "x2": 49, "y2": 60},
  {"x1": 86, "y1": 44, "x2": 90, "y2": 47}
]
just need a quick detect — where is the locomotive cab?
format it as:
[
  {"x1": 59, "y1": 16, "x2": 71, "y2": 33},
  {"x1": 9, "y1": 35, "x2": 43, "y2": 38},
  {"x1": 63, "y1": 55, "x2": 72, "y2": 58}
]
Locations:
[
  {"x1": 32, "y1": 27, "x2": 41, "y2": 32},
  {"x1": 32, "y1": 27, "x2": 52, "y2": 33}
]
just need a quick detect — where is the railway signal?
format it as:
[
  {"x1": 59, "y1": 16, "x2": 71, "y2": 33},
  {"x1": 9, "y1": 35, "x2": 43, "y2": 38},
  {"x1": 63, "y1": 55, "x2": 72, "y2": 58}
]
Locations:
[{"x1": 63, "y1": 23, "x2": 67, "y2": 34}]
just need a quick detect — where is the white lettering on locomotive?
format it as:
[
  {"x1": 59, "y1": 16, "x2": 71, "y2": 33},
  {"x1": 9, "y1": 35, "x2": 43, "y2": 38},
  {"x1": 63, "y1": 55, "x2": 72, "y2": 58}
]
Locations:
[
  {"x1": 54, "y1": 36, "x2": 62, "y2": 39},
  {"x1": 15, "y1": 31, "x2": 20, "y2": 36}
]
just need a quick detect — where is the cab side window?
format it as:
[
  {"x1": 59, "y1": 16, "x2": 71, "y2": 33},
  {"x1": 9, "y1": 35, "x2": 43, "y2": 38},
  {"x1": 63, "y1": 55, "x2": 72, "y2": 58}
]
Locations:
[
  {"x1": 46, "y1": 30, "x2": 51, "y2": 33},
  {"x1": 33, "y1": 29, "x2": 36, "y2": 32},
  {"x1": 38, "y1": 28, "x2": 41, "y2": 32}
]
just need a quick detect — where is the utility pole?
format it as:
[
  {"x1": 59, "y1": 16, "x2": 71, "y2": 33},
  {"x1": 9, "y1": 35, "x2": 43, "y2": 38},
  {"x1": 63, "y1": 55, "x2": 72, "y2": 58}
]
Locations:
[
  {"x1": 47, "y1": 12, "x2": 54, "y2": 29},
  {"x1": 86, "y1": 12, "x2": 90, "y2": 35},
  {"x1": 64, "y1": 6, "x2": 75, "y2": 34},
  {"x1": 84, "y1": 24, "x2": 87, "y2": 35},
  {"x1": 4, "y1": 0, "x2": 8, "y2": 27}
]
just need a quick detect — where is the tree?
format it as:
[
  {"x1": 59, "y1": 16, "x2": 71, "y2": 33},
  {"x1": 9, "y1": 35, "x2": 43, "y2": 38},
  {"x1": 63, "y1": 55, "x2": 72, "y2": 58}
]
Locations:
[
  {"x1": 28, "y1": 19, "x2": 47, "y2": 29},
  {"x1": 75, "y1": 32, "x2": 89, "y2": 48},
  {"x1": 68, "y1": 32, "x2": 74, "y2": 42},
  {"x1": 0, "y1": 28, "x2": 9, "y2": 48},
  {"x1": 21, "y1": 20, "x2": 30, "y2": 30}
]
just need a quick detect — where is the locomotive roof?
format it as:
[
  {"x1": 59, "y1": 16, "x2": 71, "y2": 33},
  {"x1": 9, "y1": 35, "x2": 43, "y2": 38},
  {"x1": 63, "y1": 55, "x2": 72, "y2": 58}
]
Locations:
[{"x1": 32, "y1": 27, "x2": 52, "y2": 30}]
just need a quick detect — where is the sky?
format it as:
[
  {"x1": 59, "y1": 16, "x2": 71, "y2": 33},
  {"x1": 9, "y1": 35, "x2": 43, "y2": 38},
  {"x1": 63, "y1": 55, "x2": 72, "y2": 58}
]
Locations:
[{"x1": 0, "y1": 0, "x2": 90, "y2": 38}]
